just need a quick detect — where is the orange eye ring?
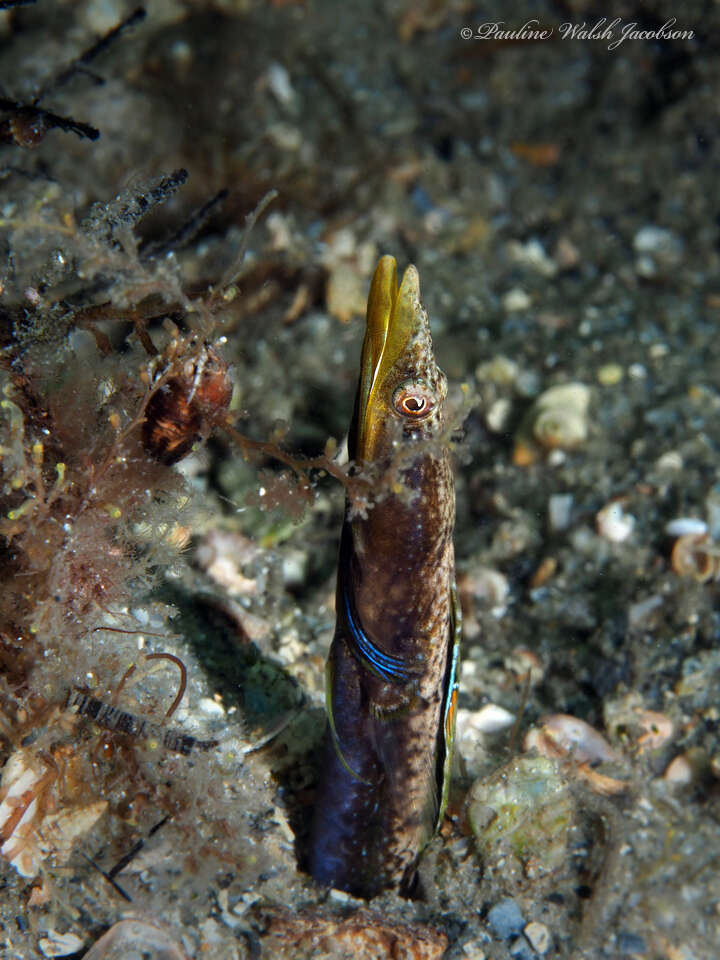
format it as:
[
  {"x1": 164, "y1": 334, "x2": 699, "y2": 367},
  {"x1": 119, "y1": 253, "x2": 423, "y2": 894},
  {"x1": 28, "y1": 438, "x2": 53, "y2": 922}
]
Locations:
[{"x1": 392, "y1": 381, "x2": 435, "y2": 420}]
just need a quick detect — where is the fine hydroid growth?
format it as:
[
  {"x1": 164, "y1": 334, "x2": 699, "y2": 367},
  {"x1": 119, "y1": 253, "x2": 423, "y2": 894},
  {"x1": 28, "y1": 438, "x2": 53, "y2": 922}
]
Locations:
[{"x1": 0, "y1": 175, "x2": 297, "y2": 944}]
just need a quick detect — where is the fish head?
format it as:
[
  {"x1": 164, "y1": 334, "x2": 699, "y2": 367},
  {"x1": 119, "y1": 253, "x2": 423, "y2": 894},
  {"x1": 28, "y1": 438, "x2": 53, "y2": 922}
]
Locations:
[{"x1": 350, "y1": 255, "x2": 447, "y2": 465}]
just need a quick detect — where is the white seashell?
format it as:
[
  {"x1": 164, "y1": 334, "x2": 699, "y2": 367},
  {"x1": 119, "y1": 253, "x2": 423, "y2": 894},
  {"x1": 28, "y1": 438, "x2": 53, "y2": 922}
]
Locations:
[
  {"x1": 459, "y1": 704, "x2": 515, "y2": 735},
  {"x1": 664, "y1": 517, "x2": 708, "y2": 537},
  {"x1": 663, "y1": 754, "x2": 693, "y2": 785},
  {"x1": 198, "y1": 697, "x2": 226, "y2": 718},
  {"x1": 532, "y1": 384, "x2": 590, "y2": 446},
  {"x1": 0, "y1": 751, "x2": 47, "y2": 878},
  {"x1": 525, "y1": 713, "x2": 619, "y2": 764},
  {"x1": 533, "y1": 406, "x2": 586, "y2": 449},
  {"x1": 0, "y1": 746, "x2": 107, "y2": 880},
  {"x1": 514, "y1": 383, "x2": 591, "y2": 465},
  {"x1": 39, "y1": 932, "x2": 85, "y2": 957},
  {"x1": 596, "y1": 501, "x2": 635, "y2": 542}
]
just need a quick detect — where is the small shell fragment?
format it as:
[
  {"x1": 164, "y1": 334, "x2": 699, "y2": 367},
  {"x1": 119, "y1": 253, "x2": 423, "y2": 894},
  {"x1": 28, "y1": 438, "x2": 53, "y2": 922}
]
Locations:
[
  {"x1": 529, "y1": 556, "x2": 556, "y2": 589},
  {"x1": 0, "y1": 746, "x2": 107, "y2": 880},
  {"x1": 0, "y1": 751, "x2": 50, "y2": 878},
  {"x1": 524, "y1": 713, "x2": 619, "y2": 764},
  {"x1": 664, "y1": 755, "x2": 693, "y2": 784},
  {"x1": 576, "y1": 765, "x2": 627, "y2": 796},
  {"x1": 664, "y1": 748, "x2": 708, "y2": 786}
]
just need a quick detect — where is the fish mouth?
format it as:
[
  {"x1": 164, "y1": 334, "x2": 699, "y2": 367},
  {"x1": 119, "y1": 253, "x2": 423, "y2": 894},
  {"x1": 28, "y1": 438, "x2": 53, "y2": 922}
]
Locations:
[{"x1": 356, "y1": 255, "x2": 421, "y2": 461}]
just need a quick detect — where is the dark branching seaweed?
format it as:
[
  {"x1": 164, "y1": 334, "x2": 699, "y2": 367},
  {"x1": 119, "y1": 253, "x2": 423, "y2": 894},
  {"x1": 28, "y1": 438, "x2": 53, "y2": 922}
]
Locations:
[{"x1": 0, "y1": 8, "x2": 146, "y2": 149}]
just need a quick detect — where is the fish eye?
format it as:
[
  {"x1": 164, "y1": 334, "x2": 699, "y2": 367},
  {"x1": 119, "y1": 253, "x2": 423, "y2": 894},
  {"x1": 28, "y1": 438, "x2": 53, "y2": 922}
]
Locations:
[{"x1": 392, "y1": 381, "x2": 435, "y2": 420}]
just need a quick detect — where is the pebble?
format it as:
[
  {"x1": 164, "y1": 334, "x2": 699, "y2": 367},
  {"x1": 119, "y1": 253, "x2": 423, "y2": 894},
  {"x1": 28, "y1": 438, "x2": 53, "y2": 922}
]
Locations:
[
  {"x1": 524, "y1": 921, "x2": 551, "y2": 954},
  {"x1": 509, "y1": 936, "x2": 535, "y2": 960},
  {"x1": 486, "y1": 396, "x2": 512, "y2": 432},
  {"x1": 633, "y1": 225, "x2": 683, "y2": 277},
  {"x1": 503, "y1": 288, "x2": 532, "y2": 312},
  {"x1": 548, "y1": 493, "x2": 574, "y2": 532},
  {"x1": 475, "y1": 355, "x2": 519, "y2": 386},
  {"x1": 487, "y1": 899, "x2": 525, "y2": 939},
  {"x1": 507, "y1": 238, "x2": 558, "y2": 277},
  {"x1": 655, "y1": 450, "x2": 683, "y2": 472},
  {"x1": 554, "y1": 235, "x2": 580, "y2": 269},
  {"x1": 628, "y1": 594, "x2": 664, "y2": 629},
  {"x1": 617, "y1": 930, "x2": 647, "y2": 955},
  {"x1": 461, "y1": 940, "x2": 488, "y2": 960},
  {"x1": 328, "y1": 888, "x2": 362, "y2": 906},
  {"x1": 281, "y1": 548, "x2": 308, "y2": 587},
  {"x1": 266, "y1": 122, "x2": 302, "y2": 152},
  {"x1": 597, "y1": 362, "x2": 624, "y2": 386},
  {"x1": 705, "y1": 486, "x2": 720, "y2": 539},
  {"x1": 633, "y1": 225, "x2": 683, "y2": 257},
  {"x1": 266, "y1": 62, "x2": 297, "y2": 108}
]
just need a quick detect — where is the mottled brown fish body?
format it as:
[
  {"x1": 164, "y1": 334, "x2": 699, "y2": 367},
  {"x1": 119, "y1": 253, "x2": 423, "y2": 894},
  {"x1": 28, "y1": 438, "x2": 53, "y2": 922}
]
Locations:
[{"x1": 309, "y1": 257, "x2": 458, "y2": 897}]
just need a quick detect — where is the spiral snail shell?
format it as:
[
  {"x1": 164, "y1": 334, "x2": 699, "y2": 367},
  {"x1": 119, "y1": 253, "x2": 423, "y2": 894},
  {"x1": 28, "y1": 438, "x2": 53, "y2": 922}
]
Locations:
[{"x1": 513, "y1": 382, "x2": 591, "y2": 466}]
